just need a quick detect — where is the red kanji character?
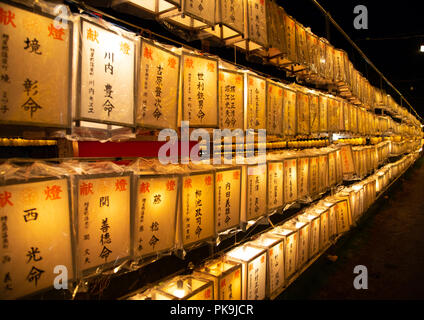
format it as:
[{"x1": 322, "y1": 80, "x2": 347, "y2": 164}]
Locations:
[
  {"x1": 205, "y1": 288, "x2": 211, "y2": 299},
  {"x1": 166, "y1": 180, "x2": 176, "y2": 191},
  {"x1": 236, "y1": 76, "x2": 242, "y2": 85},
  {"x1": 216, "y1": 173, "x2": 223, "y2": 182},
  {"x1": 269, "y1": 164, "x2": 273, "y2": 170},
  {"x1": 249, "y1": 78, "x2": 253, "y2": 86},
  {"x1": 233, "y1": 171, "x2": 240, "y2": 180},
  {"x1": 0, "y1": 8, "x2": 16, "y2": 28},
  {"x1": 139, "y1": 182, "x2": 150, "y2": 193},
  {"x1": 80, "y1": 182, "x2": 94, "y2": 196},
  {"x1": 235, "y1": 270, "x2": 240, "y2": 278},
  {"x1": 44, "y1": 185, "x2": 62, "y2": 200},
  {"x1": 260, "y1": 81, "x2": 265, "y2": 89},
  {"x1": 184, "y1": 178, "x2": 192, "y2": 189},
  {"x1": 0, "y1": 191, "x2": 13, "y2": 207},
  {"x1": 221, "y1": 279, "x2": 226, "y2": 287},
  {"x1": 48, "y1": 23, "x2": 65, "y2": 41},
  {"x1": 219, "y1": 73, "x2": 224, "y2": 82},
  {"x1": 261, "y1": 255, "x2": 265, "y2": 263},
  {"x1": 269, "y1": 85, "x2": 273, "y2": 93},
  {"x1": 279, "y1": 89, "x2": 283, "y2": 97},
  {"x1": 207, "y1": 62, "x2": 215, "y2": 72},
  {"x1": 115, "y1": 179, "x2": 127, "y2": 191},
  {"x1": 143, "y1": 47, "x2": 153, "y2": 60},
  {"x1": 260, "y1": 0, "x2": 265, "y2": 5},
  {"x1": 204, "y1": 176, "x2": 212, "y2": 186},
  {"x1": 168, "y1": 57, "x2": 176, "y2": 69},
  {"x1": 185, "y1": 58, "x2": 194, "y2": 68}
]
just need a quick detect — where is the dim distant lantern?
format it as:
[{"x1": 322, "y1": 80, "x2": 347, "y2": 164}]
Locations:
[
  {"x1": 0, "y1": 2, "x2": 72, "y2": 128},
  {"x1": 78, "y1": 18, "x2": 136, "y2": 127},
  {"x1": 340, "y1": 145, "x2": 355, "y2": 179},
  {"x1": 326, "y1": 198, "x2": 351, "y2": 235},
  {"x1": 282, "y1": 219, "x2": 310, "y2": 269},
  {"x1": 283, "y1": 158, "x2": 297, "y2": 205},
  {"x1": 324, "y1": 42, "x2": 335, "y2": 81},
  {"x1": 234, "y1": 0, "x2": 268, "y2": 52},
  {"x1": 318, "y1": 94, "x2": 328, "y2": 133},
  {"x1": 215, "y1": 166, "x2": 241, "y2": 233},
  {"x1": 264, "y1": 0, "x2": 285, "y2": 59},
  {"x1": 306, "y1": 30, "x2": 320, "y2": 75},
  {"x1": 75, "y1": 172, "x2": 132, "y2": 276},
  {"x1": 133, "y1": 173, "x2": 180, "y2": 260},
  {"x1": 298, "y1": 211, "x2": 321, "y2": 258},
  {"x1": 137, "y1": 40, "x2": 180, "y2": 130},
  {"x1": 296, "y1": 90, "x2": 310, "y2": 136},
  {"x1": 270, "y1": 11, "x2": 297, "y2": 66},
  {"x1": 111, "y1": 0, "x2": 180, "y2": 16},
  {"x1": 267, "y1": 81, "x2": 284, "y2": 136},
  {"x1": 309, "y1": 92, "x2": 319, "y2": 134},
  {"x1": 267, "y1": 160, "x2": 284, "y2": 212},
  {"x1": 250, "y1": 233, "x2": 285, "y2": 298},
  {"x1": 158, "y1": 275, "x2": 214, "y2": 300},
  {"x1": 270, "y1": 226, "x2": 298, "y2": 279},
  {"x1": 194, "y1": 258, "x2": 242, "y2": 300},
  {"x1": 297, "y1": 155, "x2": 309, "y2": 200},
  {"x1": 182, "y1": 53, "x2": 218, "y2": 127},
  {"x1": 226, "y1": 243, "x2": 267, "y2": 300},
  {"x1": 181, "y1": 170, "x2": 215, "y2": 247},
  {"x1": 308, "y1": 155, "x2": 319, "y2": 197},
  {"x1": 241, "y1": 164, "x2": 267, "y2": 222},
  {"x1": 295, "y1": 21, "x2": 309, "y2": 67},
  {"x1": 218, "y1": 69, "x2": 244, "y2": 130},
  {"x1": 246, "y1": 74, "x2": 267, "y2": 130},
  {"x1": 282, "y1": 86, "x2": 297, "y2": 137},
  {"x1": 0, "y1": 177, "x2": 74, "y2": 299}
]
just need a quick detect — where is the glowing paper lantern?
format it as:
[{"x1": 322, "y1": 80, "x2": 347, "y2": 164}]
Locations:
[
  {"x1": 267, "y1": 160, "x2": 284, "y2": 212},
  {"x1": 335, "y1": 149, "x2": 343, "y2": 184},
  {"x1": 313, "y1": 206, "x2": 330, "y2": 249},
  {"x1": 309, "y1": 92, "x2": 319, "y2": 134},
  {"x1": 194, "y1": 258, "x2": 242, "y2": 300},
  {"x1": 264, "y1": 1, "x2": 285, "y2": 59},
  {"x1": 327, "y1": 150, "x2": 337, "y2": 187},
  {"x1": 343, "y1": 101, "x2": 350, "y2": 132},
  {"x1": 327, "y1": 97, "x2": 337, "y2": 132},
  {"x1": 306, "y1": 30, "x2": 320, "y2": 75},
  {"x1": 270, "y1": 226, "x2": 298, "y2": 279},
  {"x1": 160, "y1": 0, "x2": 215, "y2": 30},
  {"x1": 111, "y1": 0, "x2": 181, "y2": 16},
  {"x1": 0, "y1": 177, "x2": 73, "y2": 299},
  {"x1": 340, "y1": 145, "x2": 355, "y2": 179},
  {"x1": 78, "y1": 18, "x2": 135, "y2": 127},
  {"x1": 0, "y1": 2, "x2": 72, "y2": 128},
  {"x1": 308, "y1": 155, "x2": 319, "y2": 197},
  {"x1": 283, "y1": 219, "x2": 310, "y2": 268},
  {"x1": 219, "y1": 69, "x2": 244, "y2": 130},
  {"x1": 317, "y1": 153, "x2": 329, "y2": 193},
  {"x1": 297, "y1": 155, "x2": 309, "y2": 200},
  {"x1": 246, "y1": 74, "x2": 267, "y2": 130},
  {"x1": 296, "y1": 90, "x2": 310, "y2": 136},
  {"x1": 75, "y1": 173, "x2": 132, "y2": 276},
  {"x1": 328, "y1": 198, "x2": 351, "y2": 235},
  {"x1": 295, "y1": 21, "x2": 309, "y2": 67},
  {"x1": 334, "y1": 49, "x2": 348, "y2": 84},
  {"x1": 215, "y1": 166, "x2": 241, "y2": 233},
  {"x1": 324, "y1": 43, "x2": 335, "y2": 81},
  {"x1": 250, "y1": 233, "x2": 285, "y2": 298},
  {"x1": 283, "y1": 158, "x2": 298, "y2": 205},
  {"x1": 241, "y1": 164, "x2": 267, "y2": 222},
  {"x1": 282, "y1": 86, "x2": 297, "y2": 137},
  {"x1": 298, "y1": 212, "x2": 320, "y2": 258},
  {"x1": 350, "y1": 104, "x2": 358, "y2": 134},
  {"x1": 137, "y1": 40, "x2": 180, "y2": 130},
  {"x1": 322, "y1": 201, "x2": 338, "y2": 238},
  {"x1": 318, "y1": 94, "x2": 328, "y2": 133},
  {"x1": 158, "y1": 275, "x2": 214, "y2": 300},
  {"x1": 182, "y1": 53, "x2": 218, "y2": 127},
  {"x1": 266, "y1": 81, "x2": 284, "y2": 136},
  {"x1": 133, "y1": 173, "x2": 180, "y2": 260},
  {"x1": 181, "y1": 171, "x2": 215, "y2": 247},
  {"x1": 226, "y1": 243, "x2": 267, "y2": 300}
]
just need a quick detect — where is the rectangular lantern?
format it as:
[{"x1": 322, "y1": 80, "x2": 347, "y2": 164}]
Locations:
[
  {"x1": 335, "y1": 149, "x2": 343, "y2": 184},
  {"x1": 334, "y1": 49, "x2": 348, "y2": 84},
  {"x1": 282, "y1": 219, "x2": 310, "y2": 269},
  {"x1": 158, "y1": 275, "x2": 214, "y2": 300},
  {"x1": 340, "y1": 145, "x2": 355, "y2": 180},
  {"x1": 241, "y1": 164, "x2": 267, "y2": 222},
  {"x1": 327, "y1": 97, "x2": 337, "y2": 132},
  {"x1": 295, "y1": 21, "x2": 309, "y2": 67},
  {"x1": 270, "y1": 11, "x2": 297, "y2": 66},
  {"x1": 337, "y1": 99, "x2": 344, "y2": 132},
  {"x1": 350, "y1": 104, "x2": 358, "y2": 133},
  {"x1": 219, "y1": 69, "x2": 245, "y2": 130},
  {"x1": 246, "y1": 74, "x2": 267, "y2": 130},
  {"x1": 137, "y1": 40, "x2": 180, "y2": 130},
  {"x1": 194, "y1": 257, "x2": 242, "y2": 300},
  {"x1": 321, "y1": 201, "x2": 338, "y2": 239},
  {"x1": 318, "y1": 94, "x2": 328, "y2": 133},
  {"x1": 267, "y1": 160, "x2": 284, "y2": 212},
  {"x1": 182, "y1": 53, "x2": 218, "y2": 127},
  {"x1": 296, "y1": 89, "x2": 310, "y2": 136},
  {"x1": 0, "y1": 176, "x2": 74, "y2": 299},
  {"x1": 343, "y1": 101, "x2": 350, "y2": 132},
  {"x1": 78, "y1": 18, "x2": 136, "y2": 127},
  {"x1": 283, "y1": 158, "x2": 298, "y2": 205},
  {"x1": 181, "y1": 170, "x2": 215, "y2": 247},
  {"x1": 298, "y1": 211, "x2": 321, "y2": 258},
  {"x1": 328, "y1": 150, "x2": 337, "y2": 187},
  {"x1": 325, "y1": 198, "x2": 351, "y2": 235},
  {"x1": 226, "y1": 243, "x2": 267, "y2": 300},
  {"x1": 306, "y1": 30, "x2": 320, "y2": 75},
  {"x1": 282, "y1": 86, "x2": 297, "y2": 137},
  {"x1": 264, "y1": 0, "x2": 286, "y2": 59},
  {"x1": 215, "y1": 166, "x2": 242, "y2": 233},
  {"x1": 112, "y1": 0, "x2": 181, "y2": 16},
  {"x1": 318, "y1": 152, "x2": 329, "y2": 194},
  {"x1": 250, "y1": 233, "x2": 285, "y2": 298},
  {"x1": 0, "y1": 2, "x2": 72, "y2": 128},
  {"x1": 133, "y1": 173, "x2": 180, "y2": 260},
  {"x1": 297, "y1": 155, "x2": 309, "y2": 200},
  {"x1": 270, "y1": 226, "x2": 298, "y2": 279},
  {"x1": 317, "y1": 37, "x2": 327, "y2": 78},
  {"x1": 324, "y1": 42, "x2": 335, "y2": 81},
  {"x1": 266, "y1": 81, "x2": 284, "y2": 136},
  {"x1": 308, "y1": 154, "x2": 319, "y2": 198},
  {"x1": 313, "y1": 206, "x2": 330, "y2": 249},
  {"x1": 309, "y1": 92, "x2": 319, "y2": 134}
]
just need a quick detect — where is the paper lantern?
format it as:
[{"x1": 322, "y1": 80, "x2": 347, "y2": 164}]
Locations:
[
  {"x1": 317, "y1": 153, "x2": 329, "y2": 194},
  {"x1": 246, "y1": 74, "x2": 267, "y2": 130},
  {"x1": 340, "y1": 145, "x2": 355, "y2": 179},
  {"x1": 297, "y1": 155, "x2": 309, "y2": 200},
  {"x1": 75, "y1": 172, "x2": 132, "y2": 276},
  {"x1": 295, "y1": 21, "x2": 309, "y2": 67},
  {"x1": 317, "y1": 37, "x2": 327, "y2": 79},
  {"x1": 308, "y1": 155, "x2": 319, "y2": 197},
  {"x1": 350, "y1": 105, "x2": 358, "y2": 134},
  {"x1": 241, "y1": 164, "x2": 267, "y2": 222},
  {"x1": 327, "y1": 150, "x2": 337, "y2": 187},
  {"x1": 133, "y1": 173, "x2": 180, "y2": 260},
  {"x1": 324, "y1": 43, "x2": 335, "y2": 81},
  {"x1": 194, "y1": 257, "x2": 242, "y2": 300},
  {"x1": 158, "y1": 275, "x2": 214, "y2": 300},
  {"x1": 318, "y1": 94, "x2": 328, "y2": 133},
  {"x1": 182, "y1": 53, "x2": 218, "y2": 127},
  {"x1": 306, "y1": 30, "x2": 320, "y2": 75},
  {"x1": 215, "y1": 166, "x2": 241, "y2": 233},
  {"x1": 343, "y1": 101, "x2": 350, "y2": 132},
  {"x1": 264, "y1": 1, "x2": 285, "y2": 59},
  {"x1": 226, "y1": 243, "x2": 267, "y2": 300},
  {"x1": 0, "y1": 2, "x2": 72, "y2": 128},
  {"x1": 309, "y1": 92, "x2": 319, "y2": 134},
  {"x1": 326, "y1": 198, "x2": 351, "y2": 235},
  {"x1": 298, "y1": 211, "x2": 321, "y2": 258},
  {"x1": 219, "y1": 69, "x2": 244, "y2": 130},
  {"x1": 296, "y1": 90, "x2": 310, "y2": 136},
  {"x1": 334, "y1": 49, "x2": 348, "y2": 84},
  {"x1": 270, "y1": 226, "x2": 298, "y2": 279},
  {"x1": 267, "y1": 161, "x2": 284, "y2": 212},
  {"x1": 266, "y1": 81, "x2": 284, "y2": 136},
  {"x1": 181, "y1": 170, "x2": 215, "y2": 247},
  {"x1": 77, "y1": 18, "x2": 135, "y2": 127},
  {"x1": 127, "y1": 287, "x2": 174, "y2": 300},
  {"x1": 137, "y1": 40, "x2": 180, "y2": 130},
  {"x1": 321, "y1": 201, "x2": 338, "y2": 239},
  {"x1": 250, "y1": 233, "x2": 285, "y2": 298},
  {"x1": 327, "y1": 97, "x2": 337, "y2": 132},
  {"x1": 111, "y1": 0, "x2": 181, "y2": 16},
  {"x1": 283, "y1": 158, "x2": 298, "y2": 205},
  {"x1": 312, "y1": 206, "x2": 330, "y2": 249},
  {"x1": 0, "y1": 177, "x2": 73, "y2": 299},
  {"x1": 282, "y1": 219, "x2": 310, "y2": 269},
  {"x1": 282, "y1": 86, "x2": 297, "y2": 137}
]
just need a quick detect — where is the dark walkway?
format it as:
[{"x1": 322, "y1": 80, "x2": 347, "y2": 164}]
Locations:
[{"x1": 277, "y1": 155, "x2": 424, "y2": 300}]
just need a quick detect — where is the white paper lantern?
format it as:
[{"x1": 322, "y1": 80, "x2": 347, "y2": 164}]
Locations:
[
  {"x1": 219, "y1": 69, "x2": 245, "y2": 130},
  {"x1": 267, "y1": 160, "x2": 284, "y2": 212},
  {"x1": 282, "y1": 219, "x2": 310, "y2": 269},
  {"x1": 269, "y1": 226, "x2": 298, "y2": 279},
  {"x1": 111, "y1": 0, "x2": 181, "y2": 16},
  {"x1": 158, "y1": 275, "x2": 214, "y2": 300}
]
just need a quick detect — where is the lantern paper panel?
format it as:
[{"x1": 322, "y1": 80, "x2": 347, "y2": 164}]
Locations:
[
  {"x1": 295, "y1": 22, "x2": 309, "y2": 66},
  {"x1": 324, "y1": 43, "x2": 335, "y2": 81},
  {"x1": 79, "y1": 18, "x2": 135, "y2": 126},
  {"x1": 340, "y1": 145, "x2": 355, "y2": 179},
  {"x1": 0, "y1": 2, "x2": 72, "y2": 128},
  {"x1": 219, "y1": 70, "x2": 244, "y2": 130},
  {"x1": 284, "y1": 220, "x2": 310, "y2": 269},
  {"x1": 308, "y1": 156, "x2": 319, "y2": 197},
  {"x1": 283, "y1": 158, "x2": 298, "y2": 205},
  {"x1": 0, "y1": 178, "x2": 73, "y2": 299},
  {"x1": 267, "y1": 81, "x2": 284, "y2": 136},
  {"x1": 296, "y1": 90, "x2": 310, "y2": 135},
  {"x1": 267, "y1": 161, "x2": 284, "y2": 211},
  {"x1": 343, "y1": 102, "x2": 350, "y2": 132},
  {"x1": 270, "y1": 227, "x2": 298, "y2": 279},
  {"x1": 137, "y1": 40, "x2": 180, "y2": 129},
  {"x1": 236, "y1": 0, "x2": 267, "y2": 51},
  {"x1": 246, "y1": 164, "x2": 267, "y2": 221},
  {"x1": 318, "y1": 95, "x2": 328, "y2": 133},
  {"x1": 282, "y1": 87, "x2": 297, "y2": 137},
  {"x1": 350, "y1": 105, "x2": 358, "y2": 133},
  {"x1": 215, "y1": 167, "x2": 241, "y2": 233},
  {"x1": 328, "y1": 151, "x2": 337, "y2": 187},
  {"x1": 334, "y1": 199, "x2": 351, "y2": 234},
  {"x1": 111, "y1": 0, "x2": 181, "y2": 16},
  {"x1": 336, "y1": 99, "x2": 344, "y2": 131},
  {"x1": 309, "y1": 93, "x2": 319, "y2": 134},
  {"x1": 299, "y1": 213, "x2": 320, "y2": 258},
  {"x1": 182, "y1": 172, "x2": 215, "y2": 247},
  {"x1": 133, "y1": 174, "x2": 179, "y2": 259},
  {"x1": 297, "y1": 156, "x2": 309, "y2": 200},
  {"x1": 158, "y1": 275, "x2": 214, "y2": 300},
  {"x1": 215, "y1": 0, "x2": 245, "y2": 42},
  {"x1": 76, "y1": 174, "x2": 131, "y2": 276},
  {"x1": 318, "y1": 154, "x2": 329, "y2": 193},
  {"x1": 265, "y1": 0, "x2": 285, "y2": 58},
  {"x1": 314, "y1": 207, "x2": 330, "y2": 249},
  {"x1": 161, "y1": 0, "x2": 214, "y2": 30},
  {"x1": 284, "y1": 13, "x2": 297, "y2": 63},
  {"x1": 246, "y1": 74, "x2": 267, "y2": 130},
  {"x1": 182, "y1": 53, "x2": 218, "y2": 127},
  {"x1": 335, "y1": 149, "x2": 343, "y2": 184},
  {"x1": 317, "y1": 38, "x2": 327, "y2": 78},
  {"x1": 326, "y1": 204, "x2": 338, "y2": 238}
]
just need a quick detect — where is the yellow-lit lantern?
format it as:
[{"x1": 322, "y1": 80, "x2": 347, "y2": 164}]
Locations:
[
  {"x1": 194, "y1": 257, "x2": 242, "y2": 300},
  {"x1": 326, "y1": 198, "x2": 351, "y2": 235},
  {"x1": 334, "y1": 49, "x2": 348, "y2": 84},
  {"x1": 137, "y1": 40, "x2": 180, "y2": 130},
  {"x1": 340, "y1": 145, "x2": 355, "y2": 179},
  {"x1": 317, "y1": 152, "x2": 329, "y2": 194},
  {"x1": 324, "y1": 42, "x2": 335, "y2": 81},
  {"x1": 269, "y1": 226, "x2": 298, "y2": 279},
  {"x1": 215, "y1": 166, "x2": 242, "y2": 233},
  {"x1": 317, "y1": 37, "x2": 327, "y2": 79},
  {"x1": 350, "y1": 104, "x2": 358, "y2": 134},
  {"x1": 157, "y1": 275, "x2": 214, "y2": 300},
  {"x1": 181, "y1": 170, "x2": 215, "y2": 247},
  {"x1": 264, "y1": 1, "x2": 286, "y2": 59},
  {"x1": 75, "y1": 172, "x2": 132, "y2": 276},
  {"x1": 219, "y1": 69, "x2": 245, "y2": 130},
  {"x1": 282, "y1": 219, "x2": 310, "y2": 269},
  {"x1": 0, "y1": 175, "x2": 73, "y2": 299},
  {"x1": 226, "y1": 243, "x2": 267, "y2": 300},
  {"x1": 296, "y1": 89, "x2": 310, "y2": 136},
  {"x1": 126, "y1": 287, "x2": 174, "y2": 300},
  {"x1": 282, "y1": 86, "x2": 297, "y2": 137},
  {"x1": 312, "y1": 206, "x2": 330, "y2": 249},
  {"x1": 306, "y1": 30, "x2": 320, "y2": 75},
  {"x1": 133, "y1": 172, "x2": 180, "y2": 260},
  {"x1": 321, "y1": 201, "x2": 338, "y2": 239},
  {"x1": 308, "y1": 154, "x2": 319, "y2": 197},
  {"x1": 246, "y1": 74, "x2": 267, "y2": 130},
  {"x1": 0, "y1": 2, "x2": 72, "y2": 128},
  {"x1": 335, "y1": 148, "x2": 343, "y2": 184},
  {"x1": 318, "y1": 94, "x2": 328, "y2": 133},
  {"x1": 241, "y1": 164, "x2": 267, "y2": 222},
  {"x1": 298, "y1": 211, "x2": 321, "y2": 258},
  {"x1": 283, "y1": 157, "x2": 298, "y2": 205},
  {"x1": 327, "y1": 150, "x2": 337, "y2": 187},
  {"x1": 297, "y1": 155, "x2": 309, "y2": 200},
  {"x1": 267, "y1": 160, "x2": 284, "y2": 212},
  {"x1": 309, "y1": 91, "x2": 319, "y2": 134},
  {"x1": 182, "y1": 53, "x2": 218, "y2": 127},
  {"x1": 250, "y1": 233, "x2": 285, "y2": 298},
  {"x1": 266, "y1": 81, "x2": 284, "y2": 136},
  {"x1": 343, "y1": 101, "x2": 350, "y2": 132},
  {"x1": 295, "y1": 21, "x2": 309, "y2": 67},
  {"x1": 112, "y1": 0, "x2": 181, "y2": 16}
]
